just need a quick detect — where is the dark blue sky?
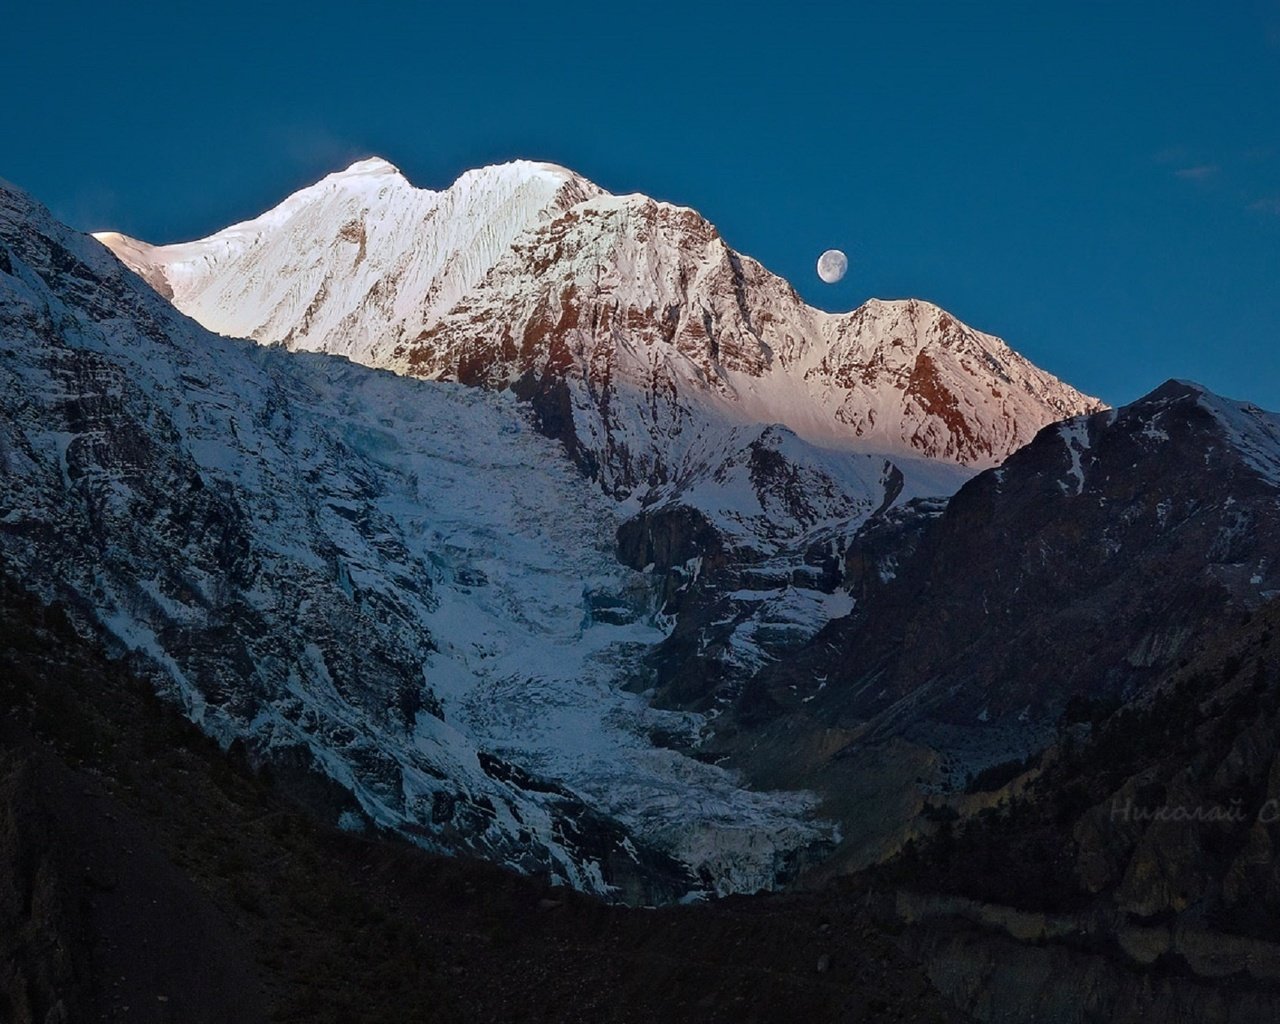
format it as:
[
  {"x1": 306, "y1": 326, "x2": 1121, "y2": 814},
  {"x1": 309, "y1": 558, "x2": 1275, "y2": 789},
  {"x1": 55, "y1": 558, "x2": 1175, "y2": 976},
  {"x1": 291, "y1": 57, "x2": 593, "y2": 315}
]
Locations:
[{"x1": 5, "y1": 1, "x2": 1278, "y2": 409}]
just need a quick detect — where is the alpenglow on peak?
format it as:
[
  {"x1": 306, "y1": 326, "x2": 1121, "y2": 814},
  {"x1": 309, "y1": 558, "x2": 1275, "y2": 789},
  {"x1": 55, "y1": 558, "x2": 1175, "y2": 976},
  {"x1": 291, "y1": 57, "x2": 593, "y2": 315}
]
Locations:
[{"x1": 95, "y1": 157, "x2": 1103, "y2": 481}]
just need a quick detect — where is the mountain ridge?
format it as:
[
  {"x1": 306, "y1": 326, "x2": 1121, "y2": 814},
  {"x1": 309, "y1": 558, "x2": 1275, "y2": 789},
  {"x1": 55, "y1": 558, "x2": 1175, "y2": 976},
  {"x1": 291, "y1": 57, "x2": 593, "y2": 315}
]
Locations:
[
  {"x1": 95, "y1": 157, "x2": 1104, "y2": 499},
  {"x1": 96, "y1": 158, "x2": 601, "y2": 363},
  {"x1": 698, "y1": 374, "x2": 1280, "y2": 879}
]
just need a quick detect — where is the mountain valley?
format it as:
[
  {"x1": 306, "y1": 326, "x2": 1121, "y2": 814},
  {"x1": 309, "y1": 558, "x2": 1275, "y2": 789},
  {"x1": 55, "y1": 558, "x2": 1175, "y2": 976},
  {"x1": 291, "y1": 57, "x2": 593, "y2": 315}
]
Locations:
[{"x1": 4, "y1": 154, "x2": 1280, "y2": 1022}]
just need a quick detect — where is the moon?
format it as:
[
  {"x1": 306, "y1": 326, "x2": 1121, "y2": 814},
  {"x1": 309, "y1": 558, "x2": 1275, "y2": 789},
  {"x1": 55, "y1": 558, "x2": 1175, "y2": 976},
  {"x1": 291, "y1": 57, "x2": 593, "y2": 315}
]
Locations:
[{"x1": 816, "y1": 249, "x2": 848, "y2": 284}]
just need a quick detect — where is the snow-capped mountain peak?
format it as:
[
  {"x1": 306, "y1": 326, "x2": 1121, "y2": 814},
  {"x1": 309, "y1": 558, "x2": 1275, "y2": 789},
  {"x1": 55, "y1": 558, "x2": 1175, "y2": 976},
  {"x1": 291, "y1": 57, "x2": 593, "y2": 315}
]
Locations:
[
  {"x1": 331, "y1": 155, "x2": 405, "y2": 178},
  {"x1": 94, "y1": 157, "x2": 602, "y2": 364},
  {"x1": 96, "y1": 157, "x2": 1103, "y2": 497}
]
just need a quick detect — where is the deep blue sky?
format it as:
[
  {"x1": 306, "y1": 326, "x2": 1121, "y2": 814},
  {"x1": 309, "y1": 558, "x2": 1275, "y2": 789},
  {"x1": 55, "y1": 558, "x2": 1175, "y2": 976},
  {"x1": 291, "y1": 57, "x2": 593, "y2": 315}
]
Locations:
[{"x1": 4, "y1": 1, "x2": 1278, "y2": 409}]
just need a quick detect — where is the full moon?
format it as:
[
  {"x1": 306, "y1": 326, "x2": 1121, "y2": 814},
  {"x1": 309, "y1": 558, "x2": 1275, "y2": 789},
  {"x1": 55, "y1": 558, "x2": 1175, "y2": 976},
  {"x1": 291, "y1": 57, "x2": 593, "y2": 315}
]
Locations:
[{"x1": 817, "y1": 249, "x2": 848, "y2": 284}]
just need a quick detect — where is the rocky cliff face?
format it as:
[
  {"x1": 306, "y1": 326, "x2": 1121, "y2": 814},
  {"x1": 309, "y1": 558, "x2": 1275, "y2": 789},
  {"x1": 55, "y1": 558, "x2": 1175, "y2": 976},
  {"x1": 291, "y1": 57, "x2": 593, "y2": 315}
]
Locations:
[{"x1": 812, "y1": 379, "x2": 1280, "y2": 732}]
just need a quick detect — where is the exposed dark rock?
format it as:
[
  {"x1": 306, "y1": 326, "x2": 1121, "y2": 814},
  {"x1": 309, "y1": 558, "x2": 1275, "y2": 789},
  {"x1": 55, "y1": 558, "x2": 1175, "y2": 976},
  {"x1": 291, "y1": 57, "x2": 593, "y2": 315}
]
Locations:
[
  {"x1": 864, "y1": 597, "x2": 1280, "y2": 1022},
  {"x1": 617, "y1": 503, "x2": 727, "y2": 577},
  {"x1": 742, "y1": 380, "x2": 1280, "y2": 741}
]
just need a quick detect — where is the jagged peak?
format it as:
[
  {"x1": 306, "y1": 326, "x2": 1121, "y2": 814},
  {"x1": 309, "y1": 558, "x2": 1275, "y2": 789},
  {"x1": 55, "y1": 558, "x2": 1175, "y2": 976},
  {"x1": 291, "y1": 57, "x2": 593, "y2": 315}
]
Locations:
[
  {"x1": 302, "y1": 156, "x2": 414, "y2": 201},
  {"x1": 833, "y1": 297, "x2": 1011, "y2": 358},
  {"x1": 1141, "y1": 379, "x2": 1279, "y2": 430},
  {"x1": 330, "y1": 155, "x2": 405, "y2": 179},
  {"x1": 852, "y1": 296, "x2": 973, "y2": 325},
  {"x1": 1131, "y1": 378, "x2": 1242, "y2": 415},
  {"x1": 451, "y1": 159, "x2": 593, "y2": 190},
  {"x1": 552, "y1": 192, "x2": 721, "y2": 247},
  {"x1": 1042, "y1": 378, "x2": 1280, "y2": 488},
  {"x1": 319, "y1": 157, "x2": 601, "y2": 201},
  {"x1": 576, "y1": 189, "x2": 698, "y2": 216},
  {"x1": 1143, "y1": 378, "x2": 1212, "y2": 401}
]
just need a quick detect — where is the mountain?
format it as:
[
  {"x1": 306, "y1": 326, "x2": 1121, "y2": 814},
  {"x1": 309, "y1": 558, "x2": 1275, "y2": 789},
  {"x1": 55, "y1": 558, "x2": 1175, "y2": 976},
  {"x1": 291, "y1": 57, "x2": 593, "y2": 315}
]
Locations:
[
  {"x1": 868, "y1": 595, "x2": 1280, "y2": 1023},
  {"x1": 12, "y1": 155, "x2": 1280, "y2": 1018},
  {"x1": 95, "y1": 158, "x2": 1102, "y2": 712},
  {"x1": 10, "y1": 153, "x2": 1107, "y2": 907},
  {"x1": 811, "y1": 379, "x2": 1280, "y2": 728},
  {"x1": 0, "y1": 178, "x2": 842, "y2": 902},
  {"x1": 96, "y1": 158, "x2": 1103, "y2": 500},
  {"x1": 712, "y1": 379, "x2": 1280, "y2": 871},
  {"x1": 94, "y1": 158, "x2": 600, "y2": 365}
]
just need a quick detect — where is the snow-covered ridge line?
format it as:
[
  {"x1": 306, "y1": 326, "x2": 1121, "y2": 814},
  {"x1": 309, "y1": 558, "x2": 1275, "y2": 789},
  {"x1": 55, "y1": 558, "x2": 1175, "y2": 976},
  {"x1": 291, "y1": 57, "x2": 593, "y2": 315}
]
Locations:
[
  {"x1": 96, "y1": 156, "x2": 1104, "y2": 489},
  {"x1": 96, "y1": 158, "x2": 602, "y2": 365}
]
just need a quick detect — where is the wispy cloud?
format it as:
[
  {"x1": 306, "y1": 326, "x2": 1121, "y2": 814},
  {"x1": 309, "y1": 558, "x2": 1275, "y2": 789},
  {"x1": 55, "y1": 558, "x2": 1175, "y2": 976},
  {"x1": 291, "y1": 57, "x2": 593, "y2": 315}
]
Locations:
[
  {"x1": 1154, "y1": 148, "x2": 1221, "y2": 184},
  {"x1": 1153, "y1": 145, "x2": 1189, "y2": 166},
  {"x1": 1261, "y1": 0, "x2": 1280, "y2": 49},
  {"x1": 53, "y1": 182, "x2": 121, "y2": 234},
  {"x1": 280, "y1": 124, "x2": 368, "y2": 174},
  {"x1": 1156, "y1": 142, "x2": 1280, "y2": 215},
  {"x1": 1174, "y1": 164, "x2": 1220, "y2": 182}
]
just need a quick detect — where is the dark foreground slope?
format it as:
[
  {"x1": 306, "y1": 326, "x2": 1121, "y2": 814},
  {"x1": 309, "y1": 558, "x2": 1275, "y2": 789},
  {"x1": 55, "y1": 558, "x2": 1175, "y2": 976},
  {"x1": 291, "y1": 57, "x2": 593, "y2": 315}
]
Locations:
[
  {"x1": 862, "y1": 596, "x2": 1280, "y2": 1022},
  {"x1": 12, "y1": 536, "x2": 1280, "y2": 1024},
  {"x1": 0, "y1": 573, "x2": 959, "y2": 1024}
]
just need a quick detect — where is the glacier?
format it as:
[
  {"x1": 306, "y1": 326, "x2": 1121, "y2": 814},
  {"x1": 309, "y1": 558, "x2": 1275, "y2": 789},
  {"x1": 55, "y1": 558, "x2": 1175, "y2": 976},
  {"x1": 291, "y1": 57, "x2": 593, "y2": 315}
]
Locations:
[{"x1": 1, "y1": 179, "x2": 831, "y2": 900}]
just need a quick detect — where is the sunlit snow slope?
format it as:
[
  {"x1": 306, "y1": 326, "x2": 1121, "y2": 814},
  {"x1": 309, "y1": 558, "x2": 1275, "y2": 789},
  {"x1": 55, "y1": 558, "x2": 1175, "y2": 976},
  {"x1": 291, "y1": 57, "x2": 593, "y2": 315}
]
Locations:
[
  {"x1": 96, "y1": 158, "x2": 599, "y2": 365},
  {"x1": 97, "y1": 158, "x2": 1103, "y2": 500}
]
